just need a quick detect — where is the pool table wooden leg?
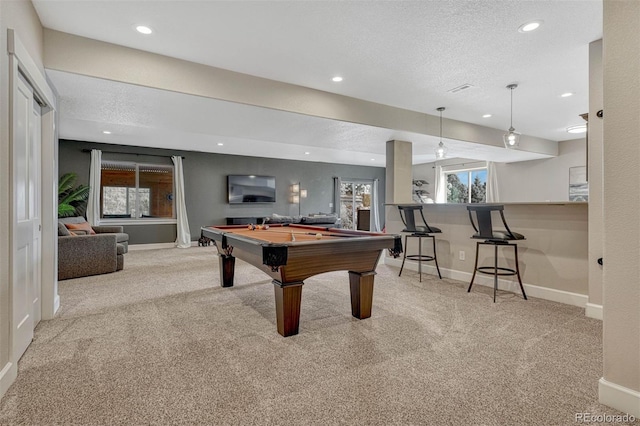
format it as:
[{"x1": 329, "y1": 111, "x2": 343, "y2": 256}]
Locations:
[
  {"x1": 273, "y1": 281, "x2": 304, "y2": 337},
  {"x1": 218, "y1": 254, "x2": 235, "y2": 288},
  {"x1": 349, "y1": 271, "x2": 376, "y2": 319}
]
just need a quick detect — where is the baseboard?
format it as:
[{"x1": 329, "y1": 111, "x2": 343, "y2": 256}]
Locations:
[
  {"x1": 128, "y1": 242, "x2": 177, "y2": 251},
  {"x1": 599, "y1": 377, "x2": 640, "y2": 418},
  {"x1": 585, "y1": 303, "x2": 603, "y2": 320},
  {"x1": 0, "y1": 361, "x2": 17, "y2": 401},
  {"x1": 384, "y1": 257, "x2": 587, "y2": 308},
  {"x1": 128, "y1": 241, "x2": 201, "y2": 251}
]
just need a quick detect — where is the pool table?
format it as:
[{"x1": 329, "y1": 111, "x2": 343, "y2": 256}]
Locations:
[{"x1": 201, "y1": 224, "x2": 403, "y2": 337}]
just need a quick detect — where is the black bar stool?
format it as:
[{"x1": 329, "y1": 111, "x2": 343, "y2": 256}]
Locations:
[
  {"x1": 467, "y1": 205, "x2": 527, "y2": 302},
  {"x1": 397, "y1": 205, "x2": 442, "y2": 281}
]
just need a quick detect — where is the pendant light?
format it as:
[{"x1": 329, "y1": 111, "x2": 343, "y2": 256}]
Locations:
[
  {"x1": 503, "y1": 84, "x2": 520, "y2": 149},
  {"x1": 434, "y1": 107, "x2": 447, "y2": 159}
]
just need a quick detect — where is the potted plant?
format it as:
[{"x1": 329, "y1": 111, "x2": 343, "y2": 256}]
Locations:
[{"x1": 58, "y1": 172, "x2": 90, "y2": 218}]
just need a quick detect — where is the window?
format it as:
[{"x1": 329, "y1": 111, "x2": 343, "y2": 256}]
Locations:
[
  {"x1": 100, "y1": 161, "x2": 174, "y2": 219},
  {"x1": 446, "y1": 167, "x2": 487, "y2": 203}
]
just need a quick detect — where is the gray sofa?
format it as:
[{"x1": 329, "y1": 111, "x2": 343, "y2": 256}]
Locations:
[
  {"x1": 57, "y1": 217, "x2": 129, "y2": 280},
  {"x1": 59, "y1": 216, "x2": 129, "y2": 252},
  {"x1": 264, "y1": 213, "x2": 341, "y2": 227}
]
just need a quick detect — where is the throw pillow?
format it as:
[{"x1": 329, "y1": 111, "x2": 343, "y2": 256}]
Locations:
[{"x1": 65, "y1": 221, "x2": 96, "y2": 235}]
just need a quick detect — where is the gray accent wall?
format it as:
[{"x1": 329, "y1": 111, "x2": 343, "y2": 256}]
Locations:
[{"x1": 59, "y1": 140, "x2": 386, "y2": 244}]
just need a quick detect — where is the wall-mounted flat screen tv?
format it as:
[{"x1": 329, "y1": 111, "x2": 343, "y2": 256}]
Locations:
[{"x1": 228, "y1": 175, "x2": 276, "y2": 204}]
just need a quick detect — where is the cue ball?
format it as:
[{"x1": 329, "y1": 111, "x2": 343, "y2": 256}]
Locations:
[{"x1": 315, "y1": 233, "x2": 322, "y2": 239}]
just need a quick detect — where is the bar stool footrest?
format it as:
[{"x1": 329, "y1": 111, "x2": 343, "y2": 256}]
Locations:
[
  {"x1": 405, "y1": 255, "x2": 436, "y2": 262},
  {"x1": 476, "y1": 266, "x2": 517, "y2": 276}
]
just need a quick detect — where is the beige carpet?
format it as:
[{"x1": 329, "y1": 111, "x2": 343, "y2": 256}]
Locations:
[{"x1": 0, "y1": 247, "x2": 635, "y2": 425}]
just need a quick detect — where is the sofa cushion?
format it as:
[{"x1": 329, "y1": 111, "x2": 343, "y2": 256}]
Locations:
[
  {"x1": 58, "y1": 222, "x2": 71, "y2": 236},
  {"x1": 266, "y1": 214, "x2": 300, "y2": 224},
  {"x1": 116, "y1": 243, "x2": 126, "y2": 255},
  {"x1": 65, "y1": 221, "x2": 96, "y2": 235},
  {"x1": 300, "y1": 214, "x2": 338, "y2": 225}
]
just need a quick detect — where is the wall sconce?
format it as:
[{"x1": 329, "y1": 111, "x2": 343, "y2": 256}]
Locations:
[{"x1": 290, "y1": 182, "x2": 307, "y2": 215}]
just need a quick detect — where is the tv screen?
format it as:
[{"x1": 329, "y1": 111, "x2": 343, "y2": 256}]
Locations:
[{"x1": 228, "y1": 175, "x2": 276, "y2": 204}]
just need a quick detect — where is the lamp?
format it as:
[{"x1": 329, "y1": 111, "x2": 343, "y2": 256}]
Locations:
[
  {"x1": 503, "y1": 84, "x2": 520, "y2": 149},
  {"x1": 290, "y1": 182, "x2": 307, "y2": 215},
  {"x1": 434, "y1": 107, "x2": 447, "y2": 160}
]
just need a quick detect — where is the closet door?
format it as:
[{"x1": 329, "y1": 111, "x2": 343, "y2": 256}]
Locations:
[{"x1": 12, "y1": 75, "x2": 41, "y2": 360}]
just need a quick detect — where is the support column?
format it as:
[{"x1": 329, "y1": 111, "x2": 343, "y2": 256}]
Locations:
[
  {"x1": 385, "y1": 140, "x2": 413, "y2": 205},
  {"x1": 587, "y1": 39, "x2": 604, "y2": 320},
  {"x1": 600, "y1": 0, "x2": 640, "y2": 417}
]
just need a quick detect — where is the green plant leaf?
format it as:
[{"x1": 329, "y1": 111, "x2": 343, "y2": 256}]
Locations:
[
  {"x1": 59, "y1": 185, "x2": 89, "y2": 206},
  {"x1": 58, "y1": 172, "x2": 77, "y2": 197},
  {"x1": 58, "y1": 172, "x2": 89, "y2": 218},
  {"x1": 58, "y1": 203, "x2": 76, "y2": 217}
]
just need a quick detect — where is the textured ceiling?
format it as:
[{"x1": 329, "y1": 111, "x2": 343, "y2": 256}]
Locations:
[{"x1": 34, "y1": 0, "x2": 602, "y2": 165}]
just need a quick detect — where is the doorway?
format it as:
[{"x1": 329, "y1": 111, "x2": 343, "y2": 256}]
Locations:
[{"x1": 339, "y1": 180, "x2": 372, "y2": 231}]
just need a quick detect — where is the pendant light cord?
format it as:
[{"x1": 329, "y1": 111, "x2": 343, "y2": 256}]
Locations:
[
  {"x1": 510, "y1": 87, "x2": 513, "y2": 128},
  {"x1": 436, "y1": 106, "x2": 445, "y2": 143},
  {"x1": 506, "y1": 83, "x2": 517, "y2": 130}
]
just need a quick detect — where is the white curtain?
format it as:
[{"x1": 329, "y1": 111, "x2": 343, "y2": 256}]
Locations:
[
  {"x1": 86, "y1": 149, "x2": 102, "y2": 225},
  {"x1": 172, "y1": 156, "x2": 191, "y2": 248},
  {"x1": 434, "y1": 164, "x2": 446, "y2": 203},
  {"x1": 333, "y1": 177, "x2": 342, "y2": 216},
  {"x1": 486, "y1": 161, "x2": 499, "y2": 202},
  {"x1": 371, "y1": 179, "x2": 381, "y2": 232}
]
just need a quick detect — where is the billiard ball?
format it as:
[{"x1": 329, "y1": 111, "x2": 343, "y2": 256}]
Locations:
[{"x1": 315, "y1": 233, "x2": 322, "y2": 240}]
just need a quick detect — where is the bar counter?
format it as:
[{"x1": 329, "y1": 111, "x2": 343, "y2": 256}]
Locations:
[{"x1": 384, "y1": 202, "x2": 588, "y2": 306}]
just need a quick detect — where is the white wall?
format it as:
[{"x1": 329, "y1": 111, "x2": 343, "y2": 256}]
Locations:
[
  {"x1": 413, "y1": 138, "x2": 586, "y2": 203},
  {"x1": 496, "y1": 138, "x2": 586, "y2": 202}
]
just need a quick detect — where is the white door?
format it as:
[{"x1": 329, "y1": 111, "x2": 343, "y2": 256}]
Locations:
[
  {"x1": 31, "y1": 99, "x2": 42, "y2": 325},
  {"x1": 13, "y1": 75, "x2": 41, "y2": 360}
]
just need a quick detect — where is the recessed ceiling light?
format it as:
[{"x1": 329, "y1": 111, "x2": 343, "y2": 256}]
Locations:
[
  {"x1": 567, "y1": 125, "x2": 587, "y2": 134},
  {"x1": 518, "y1": 21, "x2": 542, "y2": 33},
  {"x1": 561, "y1": 92, "x2": 574, "y2": 98},
  {"x1": 102, "y1": 130, "x2": 111, "y2": 134},
  {"x1": 217, "y1": 143, "x2": 224, "y2": 146},
  {"x1": 370, "y1": 158, "x2": 375, "y2": 161},
  {"x1": 482, "y1": 114, "x2": 492, "y2": 118},
  {"x1": 331, "y1": 76, "x2": 343, "y2": 82},
  {"x1": 304, "y1": 151, "x2": 310, "y2": 155},
  {"x1": 135, "y1": 25, "x2": 153, "y2": 35}
]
